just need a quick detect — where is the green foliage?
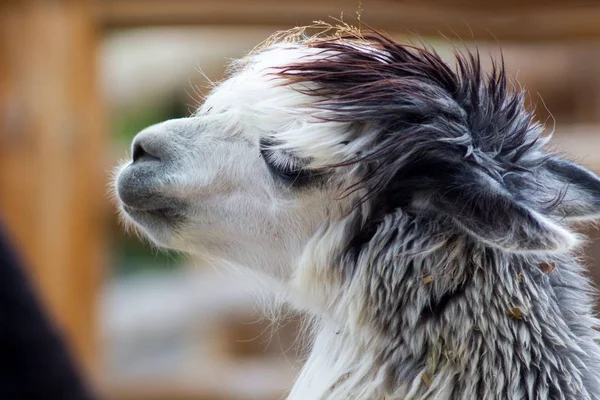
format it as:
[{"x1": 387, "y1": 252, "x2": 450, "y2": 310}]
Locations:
[{"x1": 110, "y1": 230, "x2": 184, "y2": 276}]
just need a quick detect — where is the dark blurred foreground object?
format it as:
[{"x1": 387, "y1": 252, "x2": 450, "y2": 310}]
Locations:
[{"x1": 0, "y1": 227, "x2": 96, "y2": 400}]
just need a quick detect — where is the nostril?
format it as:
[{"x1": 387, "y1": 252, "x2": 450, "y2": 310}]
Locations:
[{"x1": 132, "y1": 142, "x2": 161, "y2": 163}]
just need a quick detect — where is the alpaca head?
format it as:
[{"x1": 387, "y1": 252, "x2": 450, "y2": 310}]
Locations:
[{"x1": 114, "y1": 29, "x2": 600, "y2": 285}]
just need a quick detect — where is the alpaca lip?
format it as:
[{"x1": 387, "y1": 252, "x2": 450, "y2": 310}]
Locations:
[
  {"x1": 116, "y1": 162, "x2": 174, "y2": 211},
  {"x1": 122, "y1": 204, "x2": 184, "y2": 221},
  {"x1": 117, "y1": 169, "x2": 186, "y2": 222}
]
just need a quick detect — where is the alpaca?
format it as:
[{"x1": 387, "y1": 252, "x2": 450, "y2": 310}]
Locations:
[{"x1": 114, "y1": 27, "x2": 600, "y2": 399}]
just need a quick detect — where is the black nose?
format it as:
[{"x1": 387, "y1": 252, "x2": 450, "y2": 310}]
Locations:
[{"x1": 132, "y1": 141, "x2": 161, "y2": 163}]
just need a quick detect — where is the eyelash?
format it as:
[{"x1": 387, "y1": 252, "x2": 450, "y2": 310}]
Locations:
[{"x1": 259, "y1": 140, "x2": 311, "y2": 183}]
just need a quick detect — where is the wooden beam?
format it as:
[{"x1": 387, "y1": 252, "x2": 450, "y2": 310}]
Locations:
[
  {"x1": 0, "y1": 0, "x2": 106, "y2": 380},
  {"x1": 95, "y1": 0, "x2": 600, "y2": 42}
]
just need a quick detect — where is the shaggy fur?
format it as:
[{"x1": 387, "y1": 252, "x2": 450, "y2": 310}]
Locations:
[{"x1": 114, "y1": 26, "x2": 600, "y2": 399}]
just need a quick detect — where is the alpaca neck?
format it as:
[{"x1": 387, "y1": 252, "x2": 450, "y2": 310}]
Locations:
[
  {"x1": 288, "y1": 243, "x2": 600, "y2": 399},
  {"x1": 290, "y1": 289, "x2": 600, "y2": 400}
]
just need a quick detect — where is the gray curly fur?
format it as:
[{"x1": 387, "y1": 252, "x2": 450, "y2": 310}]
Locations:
[{"x1": 344, "y1": 212, "x2": 600, "y2": 399}]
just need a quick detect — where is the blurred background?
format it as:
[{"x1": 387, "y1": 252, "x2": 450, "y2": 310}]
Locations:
[{"x1": 2, "y1": 1, "x2": 600, "y2": 399}]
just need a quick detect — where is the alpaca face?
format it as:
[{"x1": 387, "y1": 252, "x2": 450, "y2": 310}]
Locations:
[
  {"x1": 115, "y1": 33, "x2": 600, "y2": 280},
  {"x1": 114, "y1": 45, "x2": 353, "y2": 278}
]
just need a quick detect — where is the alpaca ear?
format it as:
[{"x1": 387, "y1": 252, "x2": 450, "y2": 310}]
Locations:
[
  {"x1": 544, "y1": 157, "x2": 600, "y2": 221},
  {"x1": 412, "y1": 168, "x2": 578, "y2": 253}
]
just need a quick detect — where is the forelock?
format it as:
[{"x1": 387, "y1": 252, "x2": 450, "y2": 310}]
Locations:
[{"x1": 254, "y1": 31, "x2": 545, "y2": 172}]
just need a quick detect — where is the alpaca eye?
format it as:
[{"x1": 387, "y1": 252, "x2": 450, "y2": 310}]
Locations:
[
  {"x1": 259, "y1": 139, "x2": 311, "y2": 183},
  {"x1": 260, "y1": 147, "x2": 306, "y2": 181}
]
